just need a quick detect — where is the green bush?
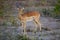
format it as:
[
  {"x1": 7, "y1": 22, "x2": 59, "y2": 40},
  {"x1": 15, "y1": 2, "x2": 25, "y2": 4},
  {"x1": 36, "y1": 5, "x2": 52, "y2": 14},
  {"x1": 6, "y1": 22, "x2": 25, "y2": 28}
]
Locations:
[
  {"x1": 53, "y1": 0, "x2": 60, "y2": 19},
  {"x1": 16, "y1": 35, "x2": 30, "y2": 40}
]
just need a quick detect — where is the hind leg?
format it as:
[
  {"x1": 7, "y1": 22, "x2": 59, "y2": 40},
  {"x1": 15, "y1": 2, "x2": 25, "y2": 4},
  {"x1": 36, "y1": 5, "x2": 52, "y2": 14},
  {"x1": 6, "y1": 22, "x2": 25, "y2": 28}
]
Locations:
[
  {"x1": 33, "y1": 20, "x2": 38, "y2": 32},
  {"x1": 34, "y1": 18, "x2": 41, "y2": 31},
  {"x1": 38, "y1": 19, "x2": 41, "y2": 31}
]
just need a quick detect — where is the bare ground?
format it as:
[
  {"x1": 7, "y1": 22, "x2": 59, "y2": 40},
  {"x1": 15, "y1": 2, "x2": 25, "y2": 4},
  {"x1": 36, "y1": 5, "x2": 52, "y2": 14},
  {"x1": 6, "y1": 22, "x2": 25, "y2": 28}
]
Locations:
[{"x1": 0, "y1": 17, "x2": 60, "y2": 40}]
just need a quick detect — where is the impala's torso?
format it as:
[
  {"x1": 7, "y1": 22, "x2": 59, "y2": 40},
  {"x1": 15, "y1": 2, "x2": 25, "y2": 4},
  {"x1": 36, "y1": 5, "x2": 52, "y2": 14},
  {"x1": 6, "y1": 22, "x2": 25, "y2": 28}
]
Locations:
[{"x1": 18, "y1": 11, "x2": 40, "y2": 22}]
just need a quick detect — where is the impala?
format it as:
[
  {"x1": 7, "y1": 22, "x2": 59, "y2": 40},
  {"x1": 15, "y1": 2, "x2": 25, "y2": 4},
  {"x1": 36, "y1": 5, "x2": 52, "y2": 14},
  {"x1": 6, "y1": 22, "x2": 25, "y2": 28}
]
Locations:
[{"x1": 17, "y1": 7, "x2": 41, "y2": 34}]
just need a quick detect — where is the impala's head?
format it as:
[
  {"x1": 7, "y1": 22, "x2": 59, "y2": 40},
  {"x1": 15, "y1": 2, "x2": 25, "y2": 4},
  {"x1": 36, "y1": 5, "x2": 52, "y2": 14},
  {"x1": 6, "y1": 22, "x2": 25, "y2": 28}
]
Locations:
[
  {"x1": 17, "y1": 7, "x2": 24, "y2": 14},
  {"x1": 17, "y1": 7, "x2": 24, "y2": 11}
]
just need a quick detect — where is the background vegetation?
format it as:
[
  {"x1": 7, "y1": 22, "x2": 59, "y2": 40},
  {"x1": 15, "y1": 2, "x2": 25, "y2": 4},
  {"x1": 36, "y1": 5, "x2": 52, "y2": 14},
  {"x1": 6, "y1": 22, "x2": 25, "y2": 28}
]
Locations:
[
  {"x1": 54, "y1": 0, "x2": 60, "y2": 19},
  {"x1": 0, "y1": 0, "x2": 60, "y2": 40}
]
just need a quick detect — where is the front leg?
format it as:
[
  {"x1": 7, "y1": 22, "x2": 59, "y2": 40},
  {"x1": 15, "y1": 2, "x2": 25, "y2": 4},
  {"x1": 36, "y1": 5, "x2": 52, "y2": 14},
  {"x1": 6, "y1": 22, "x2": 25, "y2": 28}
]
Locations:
[
  {"x1": 23, "y1": 21, "x2": 27, "y2": 35},
  {"x1": 21, "y1": 22, "x2": 24, "y2": 28}
]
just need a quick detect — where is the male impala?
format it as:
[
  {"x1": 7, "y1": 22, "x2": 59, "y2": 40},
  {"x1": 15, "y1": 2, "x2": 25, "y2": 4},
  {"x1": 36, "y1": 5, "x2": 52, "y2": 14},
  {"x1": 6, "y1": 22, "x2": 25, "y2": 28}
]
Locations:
[{"x1": 17, "y1": 7, "x2": 41, "y2": 34}]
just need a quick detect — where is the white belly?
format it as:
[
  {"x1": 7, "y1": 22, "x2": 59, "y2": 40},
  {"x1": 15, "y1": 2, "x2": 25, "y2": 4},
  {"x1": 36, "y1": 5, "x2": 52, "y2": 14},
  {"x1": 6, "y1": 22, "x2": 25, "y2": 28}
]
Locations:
[{"x1": 26, "y1": 17, "x2": 34, "y2": 21}]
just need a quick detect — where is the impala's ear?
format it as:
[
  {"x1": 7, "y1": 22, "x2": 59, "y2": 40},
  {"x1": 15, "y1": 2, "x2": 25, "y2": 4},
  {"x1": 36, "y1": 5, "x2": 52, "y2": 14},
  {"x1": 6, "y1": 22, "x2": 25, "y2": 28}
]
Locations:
[
  {"x1": 16, "y1": 8, "x2": 19, "y2": 10},
  {"x1": 22, "y1": 7, "x2": 24, "y2": 10}
]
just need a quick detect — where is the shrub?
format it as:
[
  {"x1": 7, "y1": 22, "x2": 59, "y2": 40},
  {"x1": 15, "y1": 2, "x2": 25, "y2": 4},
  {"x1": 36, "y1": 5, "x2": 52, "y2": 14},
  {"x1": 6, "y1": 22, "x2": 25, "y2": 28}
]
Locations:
[{"x1": 16, "y1": 35, "x2": 30, "y2": 40}]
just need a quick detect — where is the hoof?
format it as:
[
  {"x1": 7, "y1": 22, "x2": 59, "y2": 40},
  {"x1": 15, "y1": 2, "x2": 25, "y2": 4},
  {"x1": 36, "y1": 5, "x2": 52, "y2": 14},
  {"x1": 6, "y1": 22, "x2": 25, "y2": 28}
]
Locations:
[{"x1": 33, "y1": 30, "x2": 37, "y2": 33}]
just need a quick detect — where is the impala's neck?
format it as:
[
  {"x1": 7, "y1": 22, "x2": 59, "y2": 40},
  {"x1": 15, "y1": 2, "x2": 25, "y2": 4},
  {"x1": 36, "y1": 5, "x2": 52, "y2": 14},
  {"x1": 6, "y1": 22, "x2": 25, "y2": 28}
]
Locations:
[{"x1": 18, "y1": 13, "x2": 23, "y2": 21}]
